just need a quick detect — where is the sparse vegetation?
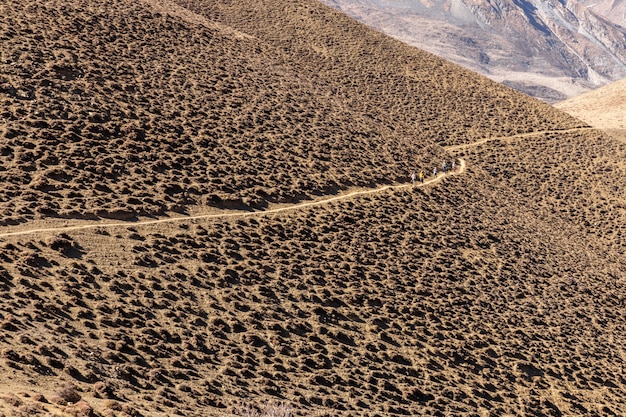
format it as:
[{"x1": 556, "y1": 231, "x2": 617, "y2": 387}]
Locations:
[
  {"x1": 235, "y1": 401, "x2": 293, "y2": 417},
  {"x1": 0, "y1": 1, "x2": 624, "y2": 417},
  {"x1": 0, "y1": 0, "x2": 583, "y2": 226},
  {"x1": 53, "y1": 383, "x2": 81, "y2": 405}
]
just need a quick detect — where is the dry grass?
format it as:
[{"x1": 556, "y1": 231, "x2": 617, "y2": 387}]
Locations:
[
  {"x1": 1, "y1": 159, "x2": 625, "y2": 416},
  {"x1": 235, "y1": 401, "x2": 293, "y2": 417},
  {"x1": 0, "y1": 0, "x2": 583, "y2": 227},
  {"x1": 0, "y1": 1, "x2": 624, "y2": 417},
  {"x1": 556, "y1": 77, "x2": 626, "y2": 131}
]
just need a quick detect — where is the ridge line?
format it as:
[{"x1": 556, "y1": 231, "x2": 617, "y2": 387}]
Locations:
[{"x1": 444, "y1": 127, "x2": 592, "y2": 152}]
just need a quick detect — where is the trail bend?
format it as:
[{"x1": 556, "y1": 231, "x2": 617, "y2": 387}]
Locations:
[
  {"x1": 0, "y1": 126, "x2": 593, "y2": 238},
  {"x1": 0, "y1": 160, "x2": 466, "y2": 238}
]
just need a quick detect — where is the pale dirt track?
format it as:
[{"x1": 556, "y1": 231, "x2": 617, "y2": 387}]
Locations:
[
  {"x1": 444, "y1": 127, "x2": 592, "y2": 152},
  {"x1": 0, "y1": 127, "x2": 593, "y2": 238},
  {"x1": 0, "y1": 160, "x2": 465, "y2": 238}
]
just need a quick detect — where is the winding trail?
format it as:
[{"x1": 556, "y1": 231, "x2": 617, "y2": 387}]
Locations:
[
  {"x1": 0, "y1": 127, "x2": 593, "y2": 238},
  {"x1": 0, "y1": 160, "x2": 466, "y2": 238}
]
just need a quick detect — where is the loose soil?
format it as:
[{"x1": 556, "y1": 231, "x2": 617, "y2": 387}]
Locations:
[{"x1": 0, "y1": 1, "x2": 624, "y2": 417}]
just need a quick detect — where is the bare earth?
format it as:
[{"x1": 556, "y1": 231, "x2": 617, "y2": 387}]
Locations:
[
  {"x1": 0, "y1": 1, "x2": 625, "y2": 417},
  {"x1": 556, "y1": 77, "x2": 626, "y2": 143}
]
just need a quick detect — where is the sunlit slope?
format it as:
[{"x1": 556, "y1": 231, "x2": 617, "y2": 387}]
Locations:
[
  {"x1": 455, "y1": 127, "x2": 626, "y2": 258},
  {"x1": 556, "y1": 78, "x2": 626, "y2": 141},
  {"x1": 178, "y1": 0, "x2": 585, "y2": 149},
  {"x1": 1, "y1": 162, "x2": 625, "y2": 416},
  {"x1": 0, "y1": 0, "x2": 588, "y2": 225},
  {"x1": 0, "y1": 0, "x2": 435, "y2": 226},
  {"x1": 1, "y1": 1, "x2": 625, "y2": 417}
]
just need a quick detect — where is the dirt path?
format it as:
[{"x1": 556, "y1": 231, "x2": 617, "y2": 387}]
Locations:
[
  {"x1": 445, "y1": 127, "x2": 592, "y2": 152},
  {"x1": 0, "y1": 127, "x2": 593, "y2": 238},
  {"x1": 0, "y1": 160, "x2": 465, "y2": 238}
]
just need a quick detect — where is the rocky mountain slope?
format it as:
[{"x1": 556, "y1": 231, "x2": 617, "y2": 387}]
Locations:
[
  {"x1": 0, "y1": 1, "x2": 625, "y2": 417},
  {"x1": 320, "y1": 0, "x2": 626, "y2": 102},
  {"x1": 578, "y1": 0, "x2": 626, "y2": 26}
]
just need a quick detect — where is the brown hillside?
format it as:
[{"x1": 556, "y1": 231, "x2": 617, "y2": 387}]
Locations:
[
  {"x1": 0, "y1": 1, "x2": 625, "y2": 417},
  {"x1": 0, "y1": 0, "x2": 585, "y2": 226},
  {"x1": 179, "y1": 0, "x2": 585, "y2": 147},
  {"x1": 556, "y1": 77, "x2": 626, "y2": 143}
]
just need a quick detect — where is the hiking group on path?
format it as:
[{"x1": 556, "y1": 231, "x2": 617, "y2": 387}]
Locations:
[{"x1": 411, "y1": 159, "x2": 457, "y2": 185}]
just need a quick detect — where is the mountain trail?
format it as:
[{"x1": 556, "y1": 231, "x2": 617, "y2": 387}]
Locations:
[
  {"x1": 0, "y1": 161, "x2": 465, "y2": 238},
  {"x1": 445, "y1": 127, "x2": 592, "y2": 152},
  {"x1": 0, "y1": 127, "x2": 591, "y2": 238}
]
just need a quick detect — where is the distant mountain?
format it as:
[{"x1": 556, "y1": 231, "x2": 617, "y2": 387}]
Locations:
[
  {"x1": 319, "y1": 0, "x2": 626, "y2": 102},
  {"x1": 578, "y1": 0, "x2": 626, "y2": 27}
]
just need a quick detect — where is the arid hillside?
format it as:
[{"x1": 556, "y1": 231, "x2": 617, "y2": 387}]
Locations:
[
  {"x1": 578, "y1": 0, "x2": 626, "y2": 26},
  {"x1": 0, "y1": 1, "x2": 625, "y2": 417},
  {"x1": 556, "y1": 77, "x2": 626, "y2": 143}
]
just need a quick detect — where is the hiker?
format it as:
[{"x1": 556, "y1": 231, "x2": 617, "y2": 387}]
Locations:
[
  {"x1": 411, "y1": 172, "x2": 416, "y2": 185},
  {"x1": 451, "y1": 160, "x2": 456, "y2": 171},
  {"x1": 418, "y1": 170, "x2": 425, "y2": 183},
  {"x1": 442, "y1": 161, "x2": 447, "y2": 173},
  {"x1": 433, "y1": 167, "x2": 437, "y2": 177}
]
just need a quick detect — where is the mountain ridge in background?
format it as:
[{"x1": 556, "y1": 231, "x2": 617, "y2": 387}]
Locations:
[
  {"x1": 578, "y1": 0, "x2": 626, "y2": 26},
  {"x1": 320, "y1": 0, "x2": 626, "y2": 102}
]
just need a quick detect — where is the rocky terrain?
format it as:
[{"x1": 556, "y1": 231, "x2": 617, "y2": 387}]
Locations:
[
  {"x1": 0, "y1": 0, "x2": 580, "y2": 227},
  {"x1": 320, "y1": 0, "x2": 626, "y2": 102},
  {"x1": 578, "y1": 0, "x2": 626, "y2": 26},
  {"x1": 0, "y1": 1, "x2": 625, "y2": 417}
]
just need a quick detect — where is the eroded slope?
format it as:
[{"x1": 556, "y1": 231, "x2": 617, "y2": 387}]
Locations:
[
  {"x1": 0, "y1": 0, "x2": 435, "y2": 225},
  {"x1": 1, "y1": 165, "x2": 625, "y2": 416},
  {"x1": 0, "y1": 0, "x2": 587, "y2": 227},
  {"x1": 0, "y1": 1, "x2": 625, "y2": 417}
]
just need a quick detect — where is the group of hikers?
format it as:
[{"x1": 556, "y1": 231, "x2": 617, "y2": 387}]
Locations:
[{"x1": 411, "y1": 159, "x2": 457, "y2": 185}]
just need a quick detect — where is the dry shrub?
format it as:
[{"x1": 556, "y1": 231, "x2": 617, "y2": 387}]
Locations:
[
  {"x1": 48, "y1": 234, "x2": 74, "y2": 252},
  {"x1": 1, "y1": 348, "x2": 20, "y2": 361},
  {"x1": 119, "y1": 123, "x2": 145, "y2": 141},
  {"x1": 103, "y1": 399, "x2": 139, "y2": 416},
  {"x1": 235, "y1": 401, "x2": 293, "y2": 417},
  {"x1": 1, "y1": 393, "x2": 23, "y2": 407},
  {"x1": 23, "y1": 252, "x2": 49, "y2": 267},
  {"x1": 103, "y1": 400, "x2": 123, "y2": 411},
  {"x1": 93, "y1": 381, "x2": 113, "y2": 399},
  {"x1": 0, "y1": 315, "x2": 19, "y2": 331},
  {"x1": 30, "y1": 393, "x2": 47, "y2": 403},
  {"x1": 55, "y1": 382, "x2": 81, "y2": 404},
  {"x1": 18, "y1": 402, "x2": 44, "y2": 415},
  {"x1": 66, "y1": 400, "x2": 93, "y2": 417}
]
